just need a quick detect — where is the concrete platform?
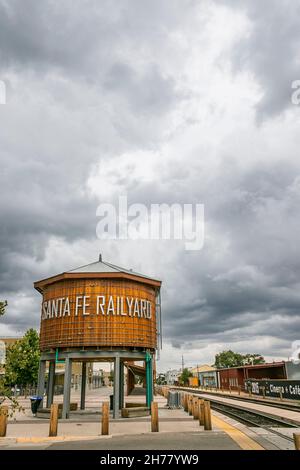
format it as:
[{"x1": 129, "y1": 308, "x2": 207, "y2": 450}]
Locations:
[
  {"x1": 0, "y1": 403, "x2": 267, "y2": 450},
  {"x1": 1, "y1": 386, "x2": 292, "y2": 450}
]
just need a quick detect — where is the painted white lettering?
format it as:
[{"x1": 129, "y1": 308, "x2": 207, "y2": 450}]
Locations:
[
  {"x1": 63, "y1": 297, "x2": 70, "y2": 316},
  {"x1": 82, "y1": 296, "x2": 90, "y2": 315},
  {"x1": 97, "y1": 296, "x2": 105, "y2": 315},
  {"x1": 126, "y1": 297, "x2": 133, "y2": 316},
  {"x1": 107, "y1": 296, "x2": 115, "y2": 315}
]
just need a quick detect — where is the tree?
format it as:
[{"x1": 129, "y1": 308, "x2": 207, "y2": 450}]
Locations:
[
  {"x1": 0, "y1": 381, "x2": 24, "y2": 417},
  {"x1": 156, "y1": 374, "x2": 167, "y2": 385},
  {"x1": 214, "y1": 350, "x2": 265, "y2": 368},
  {"x1": 4, "y1": 329, "x2": 40, "y2": 387},
  {"x1": 108, "y1": 370, "x2": 114, "y2": 385},
  {"x1": 0, "y1": 315, "x2": 26, "y2": 416},
  {"x1": 242, "y1": 354, "x2": 265, "y2": 365},
  {"x1": 179, "y1": 368, "x2": 193, "y2": 385},
  {"x1": 214, "y1": 350, "x2": 244, "y2": 368}
]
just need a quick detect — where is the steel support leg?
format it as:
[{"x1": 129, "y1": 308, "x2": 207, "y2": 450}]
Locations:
[
  {"x1": 146, "y1": 354, "x2": 153, "y2": 408},
  {"x1": 37, "y1": 360, "x2": 46, "y2": 409},
  {"x1": 80, "y1": 362, "x2": 86, "y2": 410},
  {"x1": 113, "y1": 355, "x2": 120, "y2": 419},
  {"x1": 119, "y1": 360, "x2": 124, "y2": 410},
  {"x1": 46, "y1": 361, "x2": 55, "y2": 408},
  {"x1": 62, "y1": 357, "x2": 72, "y2": 419}
]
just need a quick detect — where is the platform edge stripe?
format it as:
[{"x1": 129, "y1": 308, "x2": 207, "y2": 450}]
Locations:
[{"x1": 211, "y1": 415, "x2": 265, "y2": 451}]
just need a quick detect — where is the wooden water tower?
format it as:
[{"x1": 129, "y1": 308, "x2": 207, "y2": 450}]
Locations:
[{"x1": 34, "y1": 256, "x2": 162, "y2": 418}]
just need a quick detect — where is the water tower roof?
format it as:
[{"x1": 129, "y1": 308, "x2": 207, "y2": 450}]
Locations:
[
  {"x1": 68, "y1": 258, "x2": 154, "y2": 281},
  {"x1": 34, "y1": 257, "x2": 161, "y2": 293}
]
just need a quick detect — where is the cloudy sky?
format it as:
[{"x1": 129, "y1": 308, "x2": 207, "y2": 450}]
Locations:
[{"x1": 1, "y1": 0, "x2": 300, "y2": 372}]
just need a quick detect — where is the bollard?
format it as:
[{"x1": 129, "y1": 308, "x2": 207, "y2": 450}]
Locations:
[
  {"x1": 279, "y1": 390, "x2": 283, "y2": 401},
  {"x1": 101, "y1": 402, "x2": 109, "y2": 435},
  {"x1": 293, "y1": 433, "x2": 300, "y2": 450},
  {"x1": 0, "y1": 406, "x2": 8, "y2": 437},
  {"x1": 187, "y1": 395, "x2": 190, "y2": 414},
  {"x1": 262, "y1": 387, "x2": 265, "y2": 399},
  {"x1": 193, "y1": 397, "x2": 199, "y2": 420},
  {"x1": 183, "y1": 394, "x2": 188, "y2": 412},
  {"x1": 229, "y1": 386, "x2": 231, "y2": 394},
  {"x1": 188, "y1": 395, "x2": 193, "y2": 416},
  {"x1": 238, "y1": 386, "x2": 241, "y2": 396},
  {"x1": 203, "y1": 400, "x2": 212, "y2": 431},
  {"x1": 199, "y1": 398, "x2": 205, "y2": 426},
  {"x1": 49, "y1": 403, "x2": 59, "y2": 437},
  {"x1": 151, "y1": 402, "x2": 159, "y2": 432}
]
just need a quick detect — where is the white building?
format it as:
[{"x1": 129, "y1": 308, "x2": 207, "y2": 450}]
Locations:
[{"x1": 165, "y1": 369, "x2": 180, "y2": 385}]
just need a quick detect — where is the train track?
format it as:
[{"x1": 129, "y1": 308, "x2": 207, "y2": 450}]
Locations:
[
  {"x1": 210, "y1": 401, "x2": 296, "y2": 445},
  {"x1": 172, "y1": 387, "x2": 300, "y2": 447},
  {"x1": 174, "y1": 387, "x2": 300, "y2": 412}
]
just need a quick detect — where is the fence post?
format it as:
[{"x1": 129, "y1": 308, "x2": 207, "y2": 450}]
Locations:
[
  {"x1": 203, "y1": 400, "x2": 212, "y2": 431},
  {"x1": 151, "y1": 402, "x2": 159, "y2": 432},
  {"x1": 0, "y1": 406, "x2": 8, "y2": 437},
  {"x1": 193, "y1": 397, "x2": 199, "y2": 419},
  {"x1": 188, "y1": 395, "x2": 193, "y2": 416},
  {"x1": 184, "y1": 394, "x2": 188, "y2": 412},
  {"x1": 199, "y1": 398, "x2": 205, "y2": 426},
  {"x1": 49, "y1": 403, "x2": 59, "y2": 437},
  {"x1": 293, "y1": 433, "x2": 300, "y2": 450},
  {"x1": 101, "y1": 402, "x2": 109, "y2": 435}
]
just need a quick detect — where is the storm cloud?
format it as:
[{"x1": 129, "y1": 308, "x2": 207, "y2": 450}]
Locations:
[{"x1": 0, "y1": 0, "x2": 300, "y2": 370}]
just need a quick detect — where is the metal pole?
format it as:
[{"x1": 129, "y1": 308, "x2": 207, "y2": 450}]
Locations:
[
  {"x1": 80, "y1": 362, "x2": 87, "y2": 410},
  {"x1": 37, "y1": 360, "x2": 46, "y2": 409},
  {"x1": 119, "y1": 360, "x2": 124, "y2": 410},
  {"x1": 62, "y1": 357, "x2": 72, "y2": 419},
  {"x1": 113, "y1": 355, "x2": 120, "y2": 419},
  {"x1": 47, "y1": 361, "x2": 55, "y2": 408},
  {"x1": 146, "y1": 352, "x2": 153, "y2": 407}
]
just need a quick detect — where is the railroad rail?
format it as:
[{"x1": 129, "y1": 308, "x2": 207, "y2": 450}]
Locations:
[
  {"x1": 173, "y1": 386, "x2": 300, "y2": 412},
  {"x1": 210, "y1": 401, "x2": 296, "y2": 445},
  {"x1": 171, "y1": 386, "x2": 300, "y2": 447}
]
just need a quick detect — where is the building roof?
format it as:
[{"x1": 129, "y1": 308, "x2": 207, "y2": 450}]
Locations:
[
  {"x1": 34, "y1": 255, "x2": 161, "y2": 293},
  {"x1": 216, "y1": 361, "x2": 285, "y2": 372},
  {"x1": 190, "y1": 364, "x2": 216, "y2": 375},
  {"x1": 67, "y1": 257, "x2": 155, "y2": 281}
]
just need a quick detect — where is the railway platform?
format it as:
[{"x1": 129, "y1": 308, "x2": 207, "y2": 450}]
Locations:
[
  {"x1": 177, "y1": 385, "x2": 300, "y2": 410},
  {"x1": 1, "y1": 388, "x2": 298, "y2": 450}
]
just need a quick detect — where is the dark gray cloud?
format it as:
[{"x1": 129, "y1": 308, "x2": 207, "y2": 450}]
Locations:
[
  {"x1": 219, "y1": 0, "x2": 300, "y2": 120},
  {"x1": 1, "y1": 0, "x2": 300, "y2": 368}
]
